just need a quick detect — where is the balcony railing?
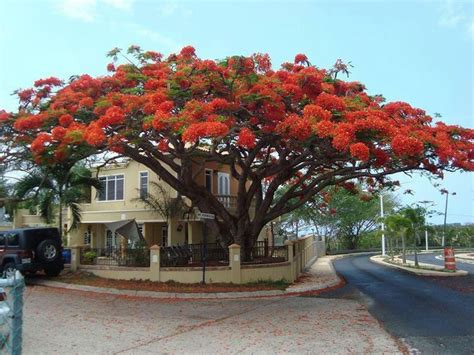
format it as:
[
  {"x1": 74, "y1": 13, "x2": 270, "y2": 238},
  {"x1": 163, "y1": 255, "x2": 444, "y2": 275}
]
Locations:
[{"x1": 216, "y1": 195, "x2": 256, "y2": 210}]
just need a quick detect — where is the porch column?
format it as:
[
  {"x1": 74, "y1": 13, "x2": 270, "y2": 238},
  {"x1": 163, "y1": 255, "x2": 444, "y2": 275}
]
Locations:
[
  {"x1": 70, "y1": 245, "x2": 81, "y2": 272},
  {"x1": 228, "y1": 244, "x2": 241, "y2": 284},
  {"x1": 150, "y1": 245, "x2": 161, "y2": 282}
]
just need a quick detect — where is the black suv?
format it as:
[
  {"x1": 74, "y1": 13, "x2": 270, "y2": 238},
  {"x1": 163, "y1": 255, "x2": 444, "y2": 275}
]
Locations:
[{"x1": 0, "y1": 227, "x2": 64, "y2": 277}]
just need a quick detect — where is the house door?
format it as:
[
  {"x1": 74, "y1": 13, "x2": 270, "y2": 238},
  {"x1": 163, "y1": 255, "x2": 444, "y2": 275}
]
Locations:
[{"x1": 217, "y1": 172, "x2": 230, "y2": 207}]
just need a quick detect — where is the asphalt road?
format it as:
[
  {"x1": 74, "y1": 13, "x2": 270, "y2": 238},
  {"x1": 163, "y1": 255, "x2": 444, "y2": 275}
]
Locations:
[{"x1": 326, "y1": 254, "x2": 474, "y2": 354}]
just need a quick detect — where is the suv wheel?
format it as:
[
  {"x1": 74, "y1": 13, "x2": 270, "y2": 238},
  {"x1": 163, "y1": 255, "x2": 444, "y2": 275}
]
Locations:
[
  {"x1": 36, "y1": 239, "x2": 60, "y2": 263},
  {"x1": 2, "y1": 263, "x2": 17, "y2": 278}
]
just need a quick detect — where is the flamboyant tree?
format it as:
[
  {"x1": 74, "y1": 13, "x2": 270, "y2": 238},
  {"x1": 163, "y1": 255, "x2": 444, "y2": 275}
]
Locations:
[{"x1": 0, "y1": 45, "x2": 473, "y2": 257}]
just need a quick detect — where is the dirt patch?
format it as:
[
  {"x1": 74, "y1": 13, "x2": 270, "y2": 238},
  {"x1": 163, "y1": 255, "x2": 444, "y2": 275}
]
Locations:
[{"x1": 27, "y1": 271, "x2": 290, "y2": 293}]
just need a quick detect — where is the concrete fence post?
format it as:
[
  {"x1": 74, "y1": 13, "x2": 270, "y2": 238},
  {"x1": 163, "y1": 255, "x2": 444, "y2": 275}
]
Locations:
[
  {"x1": 228, "y1": 244, "x2": 241, "y2": 284},
  {"x1": 150, "y1": 245, "x2": 161, "y2": 282},
  {"x1": 70, "y1": 245, "x2": 81, "y2": 272},
  {"x1": 285, "y1": 240, "x2": 296, "y2": 282}
]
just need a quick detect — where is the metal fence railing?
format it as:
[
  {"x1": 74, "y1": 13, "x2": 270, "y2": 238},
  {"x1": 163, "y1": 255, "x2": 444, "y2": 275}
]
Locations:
[
  {"x1": 160, "y1": 243, "x2": 229, "y2": 267},
  {"x1": 0, "y1": 271, "x2": 24, "y2": 354},
  {"x1": 80, "y1": 247, "x2": 150, "y2": 267},
  {"x1": 242, "y1": 241, "x2": 288, "y2": 263}
]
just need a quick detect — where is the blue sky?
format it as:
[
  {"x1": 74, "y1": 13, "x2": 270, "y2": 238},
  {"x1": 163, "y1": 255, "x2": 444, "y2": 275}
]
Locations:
[{"x1": 0, "y1": 0, "x2": 472, "y2": 225}]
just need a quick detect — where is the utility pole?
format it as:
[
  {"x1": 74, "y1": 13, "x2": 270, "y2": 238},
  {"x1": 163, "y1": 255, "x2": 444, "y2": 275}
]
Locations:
[
  {"x1": 380, "y1": 194, "x2": 386, "y2": 256},
  {"x1": 425, "y1": 229, "x2": 429, "y2": 252},
  {"x1": 442, "y1": 191, "x2": 448, "y2": 247}
]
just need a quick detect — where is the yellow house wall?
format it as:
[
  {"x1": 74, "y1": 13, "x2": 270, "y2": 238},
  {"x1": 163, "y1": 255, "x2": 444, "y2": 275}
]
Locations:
[{"x1": 82, "y1": 160, "x2": 174, "y2": 223}]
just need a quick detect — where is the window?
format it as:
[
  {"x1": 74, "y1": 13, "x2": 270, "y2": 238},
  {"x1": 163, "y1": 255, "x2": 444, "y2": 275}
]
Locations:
[
  {"x1": 5, "y1": 233, "x2": 19, "y2": 246},
  {"x1": 84, "y1": 227, "x2": 92, "y2": 245},
  {"x1": 106, "y1": 230, "x2": 114, "y2": 248},
  {"x1": 139, "y1": 171, "x2": 149, "y2": 198},
  {"x1": 218, "y1": 172, "x2": 230, "y2": 195},
  {"x1": 218, "y1": 172, "x2": 230, "y2": 207},
  {"x1": 98, "y1": 175, "x2": 124, "y2": 201},
  {"x1": 0, "y1": 233, "x2": 5, "y2": 247},
  {"x1": 161, "y1": 226, "x2": 168, "y2": 247},
  {"x1": 204, "y1": 169, "x2": 213, "y2": 193}
]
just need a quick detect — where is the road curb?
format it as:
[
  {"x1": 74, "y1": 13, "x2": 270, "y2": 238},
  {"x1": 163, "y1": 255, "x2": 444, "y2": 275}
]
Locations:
[
  {"x1": 370, "y1": 255, "x2": 468, "y2": 276},
  {"x1": 26, "y1": 256, "x2": 345, "y2": 300}
]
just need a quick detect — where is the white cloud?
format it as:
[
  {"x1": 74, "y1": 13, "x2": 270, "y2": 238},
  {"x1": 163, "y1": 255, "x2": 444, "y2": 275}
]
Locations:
[
  {"x1": 438, "y1": 0, "x2": 465, "y2": 27},
  {"x1": 159, "y1": 0, "x2": 179, "y2": 16},
  {"x1": 54, "y1": 0, "x2": 134, "y2": 22},
  {"x1": 158, "y1": 0, "x2": 192, "y2": 18},
  {"x1": 55, "y1": 0, "x2": 97, "y2": 22},
  {"x1": 134, "y1": 26, "x2": 181, "y2": 52},
  {"x1": 102, "y1": 0, "x2": 134, "y2": 11},
  {"x1": 437, "y1": 0, "x2": 474, "y2": 39},
  {"x1": 468, "y1": 21, "x2": 474, "y2": 38}
]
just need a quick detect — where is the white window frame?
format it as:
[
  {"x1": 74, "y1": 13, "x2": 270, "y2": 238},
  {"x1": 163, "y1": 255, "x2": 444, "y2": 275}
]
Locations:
[
  {"x1": 84, "y1": 230, "x2": 92, "y2": 246},
  {"x1": 97, "y1": 174, "x2": 125, "y2": 202},
  {"x1": 139, "y1": 171, "x2": 149, "y2": 198},
  {"x1": 217, "y1": 172, "x2": 230, "y2": 196},
  {"x1": 204, "y1": 169, "x2": 213, "y2": 193},
  {"x1": 106, "y1": 230, "x2": 113, "y2": 248}
]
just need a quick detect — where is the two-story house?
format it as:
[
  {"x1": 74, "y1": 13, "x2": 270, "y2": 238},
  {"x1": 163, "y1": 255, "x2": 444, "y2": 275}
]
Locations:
[{"x1": 67, "y1": 159, "x2": 259, "y2": 249}]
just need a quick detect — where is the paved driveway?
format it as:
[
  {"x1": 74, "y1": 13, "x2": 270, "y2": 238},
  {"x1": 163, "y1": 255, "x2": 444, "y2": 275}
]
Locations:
[{"x1": 22, "y1": 285, "x2": 402, "y2": 354}]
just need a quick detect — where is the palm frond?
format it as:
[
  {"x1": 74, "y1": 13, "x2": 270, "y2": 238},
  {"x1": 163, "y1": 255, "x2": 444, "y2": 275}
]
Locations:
[{"x1": 68, "y1": 202, "x2": 82, "y2": 231}]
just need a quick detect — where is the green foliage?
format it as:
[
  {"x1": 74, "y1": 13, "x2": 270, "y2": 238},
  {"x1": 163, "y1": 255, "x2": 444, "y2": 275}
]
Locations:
[
  {"x1": 133, "y1": 181, "x2": 186, "y2": 220},
  {"x1": 277, "y1": 185, "x2": 397, "y2": 250},
  {"x1": 82, "y1": 250, "x2": 97, "y2": 264},
  {"x1": 13, "y1": 163, "x2": 102, "y2": 234}
]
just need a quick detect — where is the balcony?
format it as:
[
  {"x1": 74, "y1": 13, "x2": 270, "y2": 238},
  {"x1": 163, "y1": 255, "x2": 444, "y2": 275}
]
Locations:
[{"x1": 216, "y1": 195, "x2": 256, "y2": 214}]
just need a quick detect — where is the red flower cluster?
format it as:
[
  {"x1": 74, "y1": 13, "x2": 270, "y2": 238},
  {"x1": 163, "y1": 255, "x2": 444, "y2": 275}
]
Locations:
[
  {"x1": 303, "y1": 104, "x2": 332, "y2": 121},
  {"x1": 315, "y1": 92, "x2": 346, "y2": 112},
  {"x1": 84, "y1": 123, "x2": 106, "y2": 146},
  {"x1": 30, "y1": 132, "x2": 52, "y2": 154},
  {"x1": 98, "y1": 106, "x2": 125, "y2": 127},
  {"x1": 237, "y1": 128, "x2": 256, "y2": 149},
  {"x1": 350, "y1": 142, "x2": 370, "y2": 161},
  {"x1": 391, "y1": 135, "x2": 424, "y2": 157},
  {"x1": 0, "y1": 110, "x2": 9, "y2": 121},
  {"x1": 294, "y1": 54, "x2": 308, "y2": 64},
  {"x1": 34, "y1": 77, "x2": 63, "y2": 87},
  {"x1": 182, "y1": 122, "x2": 229, "y2": 142},
  {"x1": 14, "y1": 113, "x2": 47, "y2": 131},
  {"x1": 180, "y1": 46, "x2": 196, "y2": 59},
  {"x1": 276, "y1": 115, "x2": 312, "y2": 140},
  {"x1": 59, "y1": 114, "x2": 73, "y2": 127}
]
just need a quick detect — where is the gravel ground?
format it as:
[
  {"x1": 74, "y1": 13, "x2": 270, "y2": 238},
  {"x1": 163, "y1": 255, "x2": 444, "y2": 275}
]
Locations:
[{"x1": 22, "y1": 285, "x2": 403, "y2": 354}]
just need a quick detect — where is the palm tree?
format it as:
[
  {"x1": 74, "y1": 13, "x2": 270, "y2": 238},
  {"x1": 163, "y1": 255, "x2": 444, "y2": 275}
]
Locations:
[
  {"x1": 401, "y1": 207, "x2": 426, "y2": 267},
  {"x1": 14, "y1": 163, "x2": 102, "y2": 238},
  {"x1": 384, "y1": 213, "x2": 411, "y2": 263}
]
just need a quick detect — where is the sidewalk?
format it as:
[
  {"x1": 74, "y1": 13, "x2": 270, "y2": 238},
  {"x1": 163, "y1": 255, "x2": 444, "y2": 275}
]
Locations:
[
  {"x1": 286, "y1": 255, "x2": 344, "y2": 293},
  {"x1": 27, "y1": 256, "x2": 344, "y2": 300}
]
